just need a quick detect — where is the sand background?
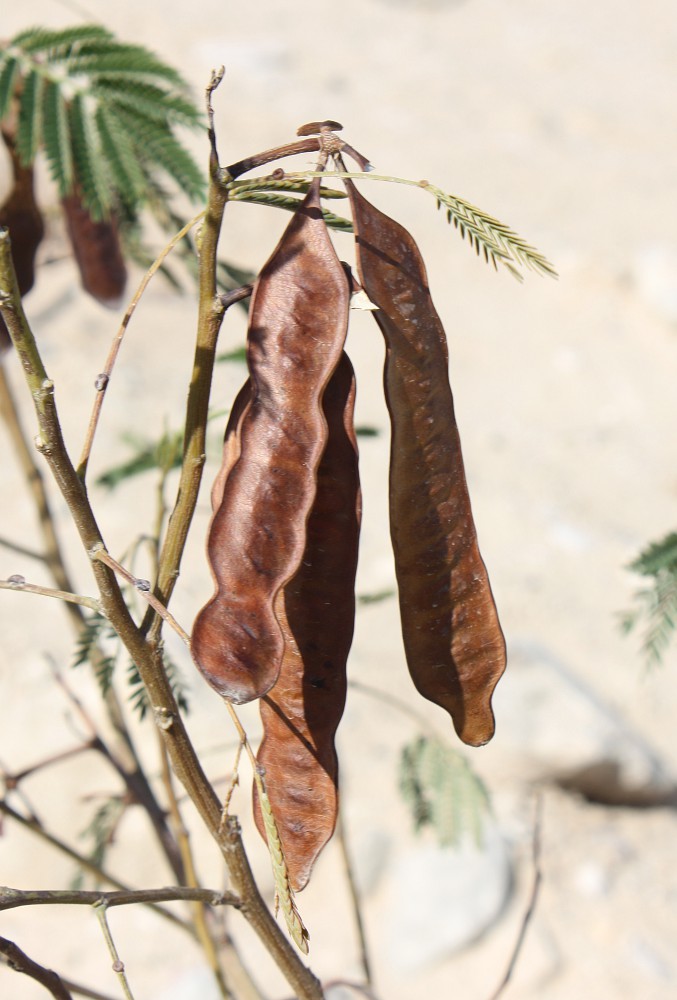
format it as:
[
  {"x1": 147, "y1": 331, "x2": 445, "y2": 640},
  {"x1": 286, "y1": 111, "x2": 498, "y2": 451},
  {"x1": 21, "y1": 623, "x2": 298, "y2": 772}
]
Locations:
[{"x1": 1, "y1": 0, "x2": 677, "y2": 997}]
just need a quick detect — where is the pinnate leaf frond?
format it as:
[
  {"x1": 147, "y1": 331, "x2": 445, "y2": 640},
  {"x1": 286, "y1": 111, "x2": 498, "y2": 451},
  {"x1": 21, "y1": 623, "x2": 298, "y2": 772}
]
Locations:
[
  {"x1": 624, "y1": 531, "x2": 677, "y2": 666},
  {"x1": 41, "y1": 79, "x2": 74, "y2": 196},
  {"x1": 230, "y1": 188, "x2": 353, "y2": 231},
  {"x1": 15, "y1": 68, "x2": 43, "y2": 165},
  {"x1": 69, "y1": 93, "x2": 112, "y2": 220},
  {"x1": 423, "y1": 182, "x2": 557, "y2": 280},
  {"x1": 10, "y1": 25, "x2": 113, "y2": 57},
  {"x1": 0, "y1": 56, "x2": 19, "y2": 122}
]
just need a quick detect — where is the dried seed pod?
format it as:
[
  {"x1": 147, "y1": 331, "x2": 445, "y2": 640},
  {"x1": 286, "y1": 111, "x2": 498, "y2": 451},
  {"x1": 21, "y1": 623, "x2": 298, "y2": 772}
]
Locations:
[
  {"x1": 346, "y1": 180, "x2": 506, "y2": 747},
  {"x1": 61, "y1": 192, "x2": 127, "y2": 306},
  {"x1": 0, "y1": 130, "x2": 45, "y2": 351},
  {"x1": 191, "y1": 178, "x2": 351, "y2": 703},
  {"x1": 253, "y1": 352, "x2": 361, "y2": 891}
]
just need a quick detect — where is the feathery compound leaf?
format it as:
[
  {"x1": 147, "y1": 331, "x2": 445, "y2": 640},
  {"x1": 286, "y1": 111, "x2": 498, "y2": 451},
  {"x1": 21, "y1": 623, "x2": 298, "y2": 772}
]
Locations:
[
  {"x1": 624, "y1": 531, "x2": 677, "y2": 666},
  {"x1": 15, "y1": 69, "x2": 44, "y2": 165},
  {"x1": 10, "y1": 25, "x2": 114, "y2": 57},
  {"x1": 72, "y1": 47, "x2": 186, "y2": 87},
  {"x1": 422, "y1": 181, "x2": 557, "y2": 279},
  {"x1": 73, "y1": 614, "x2": 118, "y2": 695},
  {"x1": 0, "y1": 56, "x2": 19, "y2": 121},
  {"x1": 41, "y1": 79, "x2": 73, "y2": 196},
  {"x1": 69, "y1": 93, "x2": 111, "y2": 219},
  {"x1": 228, "y1": 176, "x2": 347, "y2": 199},
  {"x1": 399, "y1": 735, "x2": 490, "y2": 848},
  {"x1": 92, "y1": 78, "x2": 202, "y2": 129},
  {"x1": 95, "y1": 105, "x2": 148, "y2": 206},
  {"x1": 111, "y1": 106, "x2": 205, "y2": 201},
  {"x1": 630, "y1": 532, "x2": 677, "y2": 577},
  {"x1": 231, "y1": 189, "x2": 353, "y2": 231}
]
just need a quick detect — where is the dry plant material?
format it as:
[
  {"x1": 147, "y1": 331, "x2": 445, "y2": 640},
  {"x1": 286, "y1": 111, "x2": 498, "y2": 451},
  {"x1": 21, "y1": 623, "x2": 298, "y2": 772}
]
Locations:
[
  {"x1": 191, "y1": 177, "x2": 350, "y2": 703},
  {"x1": 0, "y1": 130, "x2": 45, "y2": 350},
  {"x1": 345, "y1": 179, "x2": 506, "y2": 747},
  {"x1": 253, "y1": 352, "x2": 361, "y2": 891},
  {"x1": 61, "y1": 192, "x2": 127, "y2": 307}
]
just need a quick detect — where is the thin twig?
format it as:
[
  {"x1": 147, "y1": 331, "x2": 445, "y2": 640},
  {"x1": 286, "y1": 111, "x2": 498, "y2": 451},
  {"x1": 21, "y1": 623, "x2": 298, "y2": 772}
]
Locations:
[
  {"x1": 487, "y1": 793, "x2": 544, "y2": 1000},
  {"x1": 77, "y1": 210, "x2": 205, "y2": 480},
  {"x1": 0, "y1": 885, "x2": 240, "y2": 911},
  {"x1": 2, "y1": 740, "x2": 96, "y2": 785},
  {"x1": 336, "y1": 809, "x2": 373, "y2": 986},
  {"x1": 92, "y1": 547, "x2": 190, "y2": 642},
  {"x1": 93, "y1": 903, "x2": 135, "y2": 1000},
  {"x1": 157, "y1": 738, "x2": 234, "y2": 999},
  {"x1": 0, "y1": 935, "x2": 73, "y2": 999},
  {"x1": 0, "y1": 800, "x2": 189, "y2": 933},
  {"x1": 0, "y1": 576, "x2": 100, "y2": 611}
]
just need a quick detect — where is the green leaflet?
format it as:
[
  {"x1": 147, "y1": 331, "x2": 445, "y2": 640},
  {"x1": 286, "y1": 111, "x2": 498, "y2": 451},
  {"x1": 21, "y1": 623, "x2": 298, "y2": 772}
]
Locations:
[
  {"x1": 399, "y1": 735, "x2": 490, "y2": 848},
  {"x1": 0, "y1": 56, "x2": 19, "y2": 122},
  {"x1": 10, "y1": 25, "x2": 114, "y2": 56},
  {"x1": 623, "y1": 531, "x2": 677, "y2": 666},
  {"x1": 69, "y1": 93, "x2": 111, "y2": 220},
  {"x1": 42, "y1": 79, "x2": 73, "y2": 196},
  {"x1": 15, "y1": 69, "x2": 43, "y2": 165}
]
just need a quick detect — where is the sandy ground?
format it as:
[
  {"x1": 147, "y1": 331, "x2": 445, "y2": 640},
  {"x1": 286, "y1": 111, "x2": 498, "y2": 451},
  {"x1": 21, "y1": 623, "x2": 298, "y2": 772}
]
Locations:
[{"x1": 2, "y1": 0, "x2": 677, "y2": 998}]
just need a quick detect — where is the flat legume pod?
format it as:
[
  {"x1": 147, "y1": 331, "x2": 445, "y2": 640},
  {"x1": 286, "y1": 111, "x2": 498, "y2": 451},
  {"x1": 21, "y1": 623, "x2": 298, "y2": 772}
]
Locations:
[
  {"x1": 61, "y1": 193, "x2": 127, "y2": 306},
  {"x1": 346, "y1": 180, "x2": 506, "y2": 746},
  {"x1": 253, "y1": 352, "x2": 361, "y2": 890},
  {"x1": 191, "y1": 178, "x2": 350, "y2": 703},
  {"x1": 0, "y1": 131, "x2": 45, "y2": 350}
]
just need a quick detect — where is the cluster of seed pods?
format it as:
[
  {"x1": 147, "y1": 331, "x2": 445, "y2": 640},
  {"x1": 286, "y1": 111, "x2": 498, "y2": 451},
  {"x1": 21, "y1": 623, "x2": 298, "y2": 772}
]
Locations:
[
  {"x1": 0, "y1": 129, "x2": 126, "y2": 351},
  {"x1": 191, "y1": 126, "x2": 507, "y2": 892}
]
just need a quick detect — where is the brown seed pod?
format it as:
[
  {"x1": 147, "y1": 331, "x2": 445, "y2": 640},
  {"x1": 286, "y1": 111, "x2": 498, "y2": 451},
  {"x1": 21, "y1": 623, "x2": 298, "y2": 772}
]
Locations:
[
  {"x1": 0, "y1": 130, "x2": 45, "y2": 350},
  {"x1": 191, "y1": 178, "x2": 351, "y2": 703},
  {"x1": 345, "y1": 180, "x2": 506, "y2": 747},
  {"x1": 252, "y1": 352, "x2": 361, "y2": 891},
  {"x1": 61, "y1": 192, "x2": 127, "y2": 307}
]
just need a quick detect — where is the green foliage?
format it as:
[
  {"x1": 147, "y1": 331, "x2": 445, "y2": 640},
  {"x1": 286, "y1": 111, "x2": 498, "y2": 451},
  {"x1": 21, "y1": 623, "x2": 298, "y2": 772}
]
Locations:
[
  {"x1": 73, "y1": 613, "x2": 118, "y2": 696},
  {"x1": 399, "y1": 735, "x2": 490, "y2": 848},
  {"x1": 1, "y1": 24, "x2": 204, "y2": 220},
  {"x1": 622, "y1": 532, "x2": 677, "y2": 665},
  {"x1": 96, "y1": 429, "x2": 183, "y2": 490},
  {"x1": 72, "y1": 796, "x2": 126, "y2": 889},
  {"x1": 425, "y1": 182, "x2": 557, "y2": 280},
  {"x1": 128, "y1": 651, "x2": 189, "y2": 721}
]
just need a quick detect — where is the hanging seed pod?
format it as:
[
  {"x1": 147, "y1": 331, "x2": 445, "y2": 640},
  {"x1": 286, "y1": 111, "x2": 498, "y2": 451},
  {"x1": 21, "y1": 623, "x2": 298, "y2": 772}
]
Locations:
[
  {"x1": 345, "y1": 180, "x2": 506, "y2": 747},
  {"x1": 0, "y1": 130, "x2": 45, "y2": 351},
  {"x1": 191, "y1": 178, "x2": 351, "y2": 703},
  {"x1": 253, "y1": 352, "x2": 361, "y2": 891},
  {"x1": 61, "y1": 192, "x2": 127, "y2": 307}
]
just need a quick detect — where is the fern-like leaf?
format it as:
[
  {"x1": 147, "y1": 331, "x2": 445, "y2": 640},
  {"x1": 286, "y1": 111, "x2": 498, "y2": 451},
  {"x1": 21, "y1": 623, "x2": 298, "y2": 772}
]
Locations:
[
  {"x1": 92, "y1": 78, "x2": 202, "y2": 129},
  {"x1": 95, "y1": 105, "x2": 148, "y2": 207},
  {"x1": 624, "y1": 531, "x2": 677, "y2": 666},
  {"x1": 0, "y1": 56, "x2": 19, "y2": 122},
  {"x1": 231, "y1": 189, "x2": 353, "y2": 231},
  {"x1": 10, "y1": 25, "x2": 114, "y2": 57},
  {"x1": 15, "y1": 69, "x2": 43, "y2": 165},
  {"x1": 112, "y1": 105, "x2": 205, "y2": 202},
  {"x1": 128, "y1": 651, "x2": 189, "y2": 720},
  {"x1": 41, "y1": 80, "x2": 73, "y2": 196},
  {"x1": 73, "y1": 614, "x2": 117, "y2": 695},
  {"x1": 69, "y1": 92, "x2": 111, "y2": 220},
  {"x1": 399, "y1": 735, "x2": 490, "y2": 848},
  {"x1": 423, "y1": 182, "x2": 557, "y2": 280}
]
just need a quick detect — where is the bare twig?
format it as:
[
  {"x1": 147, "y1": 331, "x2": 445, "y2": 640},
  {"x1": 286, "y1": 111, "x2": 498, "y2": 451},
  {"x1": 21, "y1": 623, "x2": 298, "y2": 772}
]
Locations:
[
  {"x1": 336, "y1": 809, "x2": 373, "y2": 986},
  {"x1": 93, "y1": 902, "x2": 135, "y2": 1000},
  {"x1": 0, "y1": 885, "x2": 240, "y2": 911},
  {"x1": 0, "y1": 800, "x2": 189, "y2": 933},
  {"x1": 0, "y1": 576, "x2": 100, "y2": 611},
  {"x1": 0, "y1": 935, "x2": 73, "y2": 999},
  {"x1": 77, "y1": 210, "x2": 205, "y2": 481},
  {"x1": 487, "y1": 793, "x2": 544, "y2": 1000}
]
